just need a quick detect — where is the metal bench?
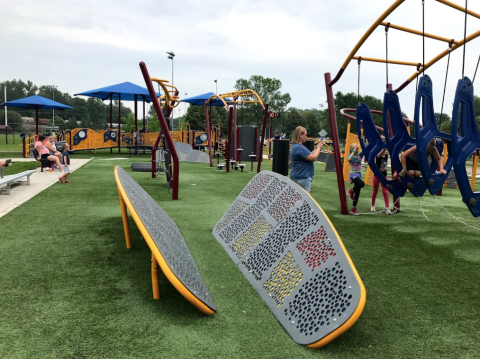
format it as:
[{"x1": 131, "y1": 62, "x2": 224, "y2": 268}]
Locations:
[
  {"x1": 32, "y1": 148, "x2": 54, "y2": 172},
  {"x1": 0, "y1": 170, "x2": 37, "y2": 195},
  {"x1": 114, "y1": 166, "x2": 216, "y2": 315}
]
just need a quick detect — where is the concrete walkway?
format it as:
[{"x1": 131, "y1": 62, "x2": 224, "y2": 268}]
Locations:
[{"x1": 0, "y1": 157, "x2": 93, "y2": 218}]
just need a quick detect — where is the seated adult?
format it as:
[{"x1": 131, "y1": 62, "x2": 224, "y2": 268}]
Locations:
[
  {"x1": 35, "y1": 135, "x2": 63, "y2": 172},
  {"x1": 0, "y1": 159, "x2": 11, "y2": 168},
  {"x1": 45, "y1": 135, "x2": 61, "y2": 160}
]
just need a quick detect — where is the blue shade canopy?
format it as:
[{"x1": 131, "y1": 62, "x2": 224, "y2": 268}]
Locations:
[
  {"x1": 0, "y1": 95, "x2": 74, "y2": 110},
  {"x1": 74, "y1": 82, "x2": 159, "y2": 102},
  {"x1": 182, "y1": 92, "x2": 232, "y2": 107}
]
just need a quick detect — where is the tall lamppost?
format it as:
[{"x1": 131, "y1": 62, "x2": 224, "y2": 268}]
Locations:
[
  {"x1": 184, "y1": 93, "x2": 188, "y2": 116},
  {"x1": 166, "y1": 51, "x2": 175, "y2": 131},
  {"x1": 214, "y1": 79, "x2": 217, "y2": 94},
  {"x1": 52, "y1": 85, "x2": 58, "y2": 129}
]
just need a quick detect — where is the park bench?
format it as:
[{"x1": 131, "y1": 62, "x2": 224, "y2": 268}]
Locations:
[
  {"x1": 32, "y1": 148, "x2": 54, "y2": 172},
  {"x1": 213, "y1": 170, "x2": 366, "y2": 348},
  {"x1": 0, "y1": 170, "x2": 37, "y2": 195},
  {"x1": 114, "y1": 166, "x2": 216, "y2": 315}
]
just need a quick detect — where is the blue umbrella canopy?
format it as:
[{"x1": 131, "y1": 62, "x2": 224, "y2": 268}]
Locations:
[
  {"x1": 74, "y1": 82, "x2": 159, "y2": 102},
  {"x1": 182, "y1": 92, "x2": 232, "y2": 107},
  {"x1": 0, "y1": 95, "x2": 74, "y2": 134},
  {"x1": 0, "y1": 95, "x2": 74, "y2": 110}
]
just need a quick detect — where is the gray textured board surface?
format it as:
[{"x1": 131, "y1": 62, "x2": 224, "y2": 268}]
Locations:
[
  {"x1": 117, "y1": 166, "x2": 216, "y2": 311},
  {"x1": 172, "y1": 142, "x2": 210, "y2": 163},
  {"x1": 213, "y1": 171, "x2": 363, "y2": 345}
]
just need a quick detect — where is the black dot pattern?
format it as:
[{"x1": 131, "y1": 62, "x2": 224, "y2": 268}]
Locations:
[
  {"x1": 242, "y1": 202, "x2": 319, "y2": 281},
  {"x1": 218, "y1": 177, "x2": 286, "y2": 243},
  {"x1": 212, "y1": 171, "x2": 364, "y2": 346},
  {"x1": 230, "y1": 216, "x2": 272, "y2": 259},
  {"x1": 267, "y1": 187, "x2": 302, "y2": 222},
  {"x1": 284, "y1": 262, "x2": 351, "y2": 338},
  {"x1": 296, "y1": 227, "x2": 336, "y2": 271},
  {"x1": 214, "y1": 199, "x2": 249, "y2": 233},
  {"x1": 240, "y1": 172, "x2": 273, "y2": 199},
  {"x1": 117, "y1": 166, "x2": 216, "y2": 312}
]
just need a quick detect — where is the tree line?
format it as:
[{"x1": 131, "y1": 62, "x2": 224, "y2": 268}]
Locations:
[{"x1": 2, "y1": 78, "x2": 479, "y2": 140}]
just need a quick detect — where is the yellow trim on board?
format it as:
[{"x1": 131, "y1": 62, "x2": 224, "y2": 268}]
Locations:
[{"x1": 114, "y1": 166, "x2": 215, "y2": 316}]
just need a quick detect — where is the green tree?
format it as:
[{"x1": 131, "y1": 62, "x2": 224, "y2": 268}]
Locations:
[
  {"x1": 282, "y1": 108, "x2": 302, "y2": 138},
  {"x1": 66, "y1": 116, "x2": 78, "y2": 130},
  {"x1": 234, "y1": 75, "x2": 291, "y2": 129},
  {"x1": 185, "y1": 105, "x2": 229, "y2": 135},
  {"x1": 122, "y1": 113, "x2": 136, "y2": 132},
  {"x1": 146, "y1": 114, "x2": 160, "y2": 132}
]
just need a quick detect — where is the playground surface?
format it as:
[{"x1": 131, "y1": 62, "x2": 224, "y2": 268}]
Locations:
[{"x1": 0, "y1": 157, "x2": 93, "y2": 218}]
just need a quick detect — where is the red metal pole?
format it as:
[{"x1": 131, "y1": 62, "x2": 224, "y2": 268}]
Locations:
[
  {"x1": 226, "y1": 107, "x2": 233, "y2": 173},
  {"x1": 22, "y1": 136, "x2": 26, "y2": 158},
  {"x1": 325, "y1": 73, "x2": 349, "y2": 215},
  {"x1": 204, "y1": 101, "x2": 213, "y2": 167},
  {"x1": 143, "y1": 100, "x2": 146, "y2": 132},
  {"x1": 269, "y1": 115, "x2": 273, "y2": 153},
  {"x1": 140, "y1": 61, "x2": 179, "y2": 200},
  {"x1": 257, "y1": 104, "x2": 269, "y2": 173},
  {"x1": 233, "y1": 101, "x2": 238, "y2": 162}
]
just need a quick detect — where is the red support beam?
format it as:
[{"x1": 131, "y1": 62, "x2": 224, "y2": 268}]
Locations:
[
  {"x1": 226, "y1": 107, "x2": 233, "y2": 173},
  {"x1": 257, "y1": 104, "x2": 269, "y2": 173},
  {"x1": 140, "y1": 61, "x2": 179, "y2": 200},
  {"x1": 325, "y1": 72, "x2": 349, "y2": 215}
]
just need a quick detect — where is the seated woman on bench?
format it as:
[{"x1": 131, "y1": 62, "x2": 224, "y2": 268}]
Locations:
[
  {"x1": 35, "y1": 135, "x2": 63, "y2": 172},
  {"x1": 45, "y1": 135, "x2": 61, "y2": 160},
  {"x1": 0, "y1": 159, "x2": 11, "y2": 168}
]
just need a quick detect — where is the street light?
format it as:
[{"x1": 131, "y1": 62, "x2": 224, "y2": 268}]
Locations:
[
  {"x1": 184, "y1": 92, "x2": 188, "y2": 116},
  {"x1": 166, "y1": 51, "x2": 175, "y2": 131},
  {"x1": 52, "y1": 85, "x2": 58, "y2": 129},
  {"x1": 214, "y1": 79, "x2": 217, "y2": 94}
]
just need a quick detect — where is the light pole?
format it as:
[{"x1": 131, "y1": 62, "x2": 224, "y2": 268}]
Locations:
[
  {"x1": 166, "y1": 51, "x2": 175, "y2": 131},
  {"x1": 214, "y1": 79, "x2": 217, "y2": 94},
  {"x1": 184, "y1": 93, "x2": 188, "y2": 116},
  {"x1": 52, "y1": 85, "x2": 58, "y2": 130}
]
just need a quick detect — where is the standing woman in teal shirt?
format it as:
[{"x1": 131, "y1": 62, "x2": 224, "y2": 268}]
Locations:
[{"x1": 290, "y1": 126, "x2": 324, "y2": 193}]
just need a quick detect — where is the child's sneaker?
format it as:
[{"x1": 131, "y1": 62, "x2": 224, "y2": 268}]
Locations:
[
  {"x1": 392, "y1": 172, "x2": 399, "y2": 181},
  {"x1": 371, "y1": 205, "x2": 375, "y2": 212},
  {"x1": 385, "y1": 208, "x2": 392, "y2": 215},
  {"x1": 348, "y1": 188, "x2": 354, "y2": 201},
  {"x1": 350, "y1": 207, "x2": 358, "y2": 215}
]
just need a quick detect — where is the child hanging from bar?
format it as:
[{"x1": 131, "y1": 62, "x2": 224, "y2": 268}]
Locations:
[
  {"x1": 347, "y1": 143, "x2": 365, "y2": 215},
  {"x1": 371, "y1": 148, "x2": 391, "y2": 215}
]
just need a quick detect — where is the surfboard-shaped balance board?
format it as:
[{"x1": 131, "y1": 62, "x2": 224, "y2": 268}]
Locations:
[
  {"x1": 114, "y1": 166, "x2": 216, "y2": 315},
  {"x1": 212, "y1": 171, "x2": 366, "y2": 348}
]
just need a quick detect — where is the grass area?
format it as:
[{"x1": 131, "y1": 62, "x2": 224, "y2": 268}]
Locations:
[
  {"x1": 2, "y1": 161, "x2": 40, "y2": 175},
  {"x1": 1, "y1": 157, "x2": 480, "y2": 358},
  {"x1": 0, "y1": 136, "x2": 23, "y2": 151}
]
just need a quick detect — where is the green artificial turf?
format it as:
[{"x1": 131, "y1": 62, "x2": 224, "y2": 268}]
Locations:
[
  {"x1": 1, "y1": 158, "x2": 480, "y2": 358},
  {"x1": 1, "y1": 161, "x2": 40, "y2": 175}
]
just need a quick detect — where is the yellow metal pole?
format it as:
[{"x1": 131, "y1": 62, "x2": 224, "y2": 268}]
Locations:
[
  {"x1": 471, "y1": 152, "x2": 479, "y2": 191},
  {"x1": 435, "y1": 0, "x2": 480, "y2": 20},
  {"x1": 151, "y1": 253, "x2": 160, "y2": 300},
  {"x1": 380, "y1": 22, "x2": 461, "y2": 44},
  {"x1": 118, "y1": 191, "x2": 132, "y2": 249},
  {"x1": 352, "y1": 56, "x2": 419, "y2": 66}
]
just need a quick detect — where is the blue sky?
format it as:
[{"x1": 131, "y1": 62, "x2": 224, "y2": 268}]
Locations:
[{"x1": 1, "y1": 0, "x2": 480, "y2": 121}]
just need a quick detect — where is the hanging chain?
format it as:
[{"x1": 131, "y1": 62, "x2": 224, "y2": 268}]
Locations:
[
  {"x1": 358, "y1": 57, "x2": 362, "y2": 104},
  {"x1": 439, "y1": 40, "x2": 454, "y2": 128},
  {"x1": 385, "y1": 23, "x2": 390, "y2": 91},
  {"x1": 422, "y1": 0, "x2": 425, "y2": 77},
  {"x1": 473, "y1": 54, "x2": 480, "y2": 83},
  {"x1": 462, "y1": 0, "x2": 468, "y2": 80}
]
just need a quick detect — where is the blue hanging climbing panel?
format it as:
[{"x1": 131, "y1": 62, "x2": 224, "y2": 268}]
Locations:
[
  {"x1": 414, "y1": 75, "x2": 453, "y2": 195},
  {"x1": 451, "y1": 76, "x2": 480, "y2": 217},
  {"x1": 356, "y1": 102, "x2": 406, "y2": 198},
  {"x1": 383, "y1": 90, "x2": 428, "y2": 197}
]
